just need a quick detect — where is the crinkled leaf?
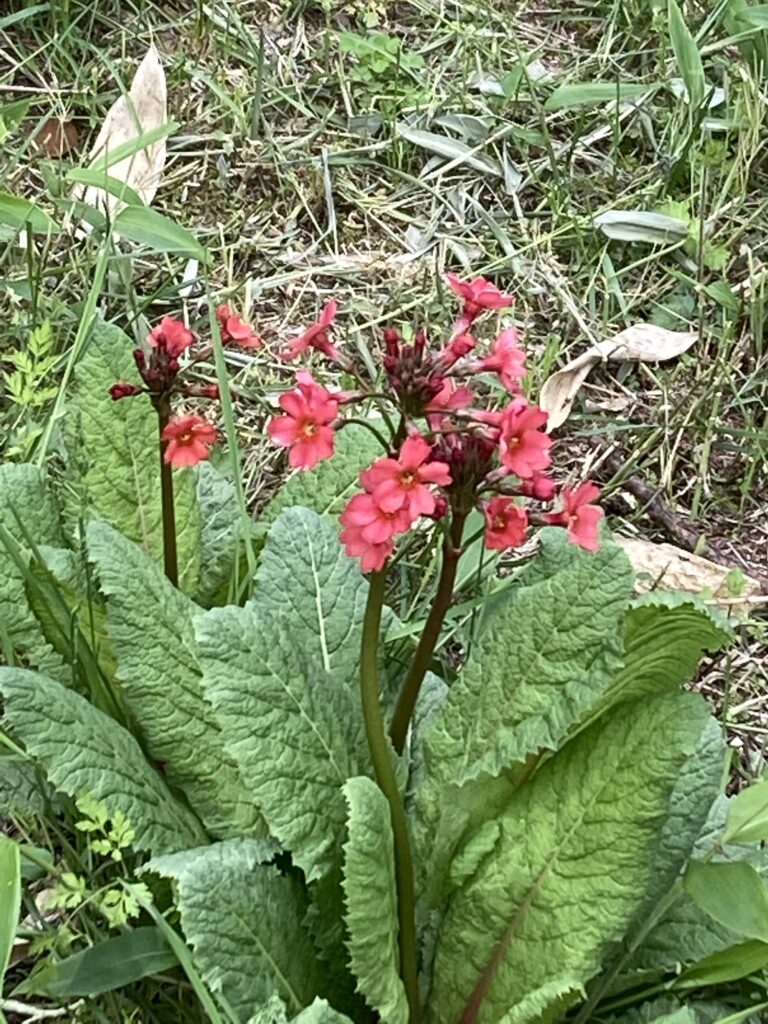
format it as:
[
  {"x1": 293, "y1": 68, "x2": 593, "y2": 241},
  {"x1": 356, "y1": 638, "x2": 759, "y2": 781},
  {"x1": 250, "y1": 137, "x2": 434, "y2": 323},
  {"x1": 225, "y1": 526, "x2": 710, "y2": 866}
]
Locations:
[
  {"x1": 0, "y1": 463, "x2": 66, "y2": 678},
  {"x1": 196, "y1": 598, "x2": 365, "y2": 881},
  {"x1": 294, "y1": 1000, "x2": 356, "y2": 1023},
  {"x1": 430, "y1": 693, "x2": 712, "y2": 1024},
  {"x1": 148, "y1": 839, "x2": 323, "y2": 1019},
  {"x1": 0, "y1": 667, "x2": 206, "y2": 853},
  {"x1": 195, "y1": 461, "x2": 241, "y2": 606},
  {"x1": 254, "y1": 508, "x2": 370, "y2": 681},
  {"x1": 0, "y1": 755, "x2": 46, "y2": 817},
  {"x1": 196, "y1": 510, "x2": 372, "y2": 880},
  {"x1": 416, "y1": 530, "x2": 632, "y2": 898},
  {"x1": 342, "y1": 777, "x2": 408, "y2": 1024},
  {"x1": 87, "y1": 521, "x2": 262, "y2": 839},
  {"x1": 426, "y1": 527, "x2": 632, "y2": 786},
  {"x1": 592, "y1": 591, "x2": 732, "y2": 716},
  {"x1": 258, "y1": 425, "x2": 380, "y2": 536},
  {"x1": 66, "y1": 319, "x2": 200, "y2": 593}
]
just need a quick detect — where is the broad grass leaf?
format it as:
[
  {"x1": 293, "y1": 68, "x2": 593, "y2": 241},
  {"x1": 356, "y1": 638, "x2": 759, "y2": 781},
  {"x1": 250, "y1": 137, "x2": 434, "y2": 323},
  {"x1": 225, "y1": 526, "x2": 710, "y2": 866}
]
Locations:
[
  {"x1": 736, "y1": 5, "x2": 768, "y2": 28},
  {"x1": 76, "y1": 45, "x2": 168, "y2": 216},
  {"x1": 430, "y1": 693, "x2": 712, "y2": 1024},
  {"x1": 544, "y1": 81, "x2": 655, "y2": 110},
  {"x1": 113, "y1": 206, "x2": 208, "y2": 260},
  {"x1": 0, "y1": 463, "x2": 67, "y2": 679},
  {"x1": 684, "y1": 862, "x2": 768, "y2": 943},
  {"x1": 17, "y1": 927, "x2": 177, "y2": 997},
  {"x1": 396, "y1": 125, "x2": 501, "y2": 176},
  {"x1": 0, "y1": 667, "x2": 206, "y2": 853},
  {"x1": 342, "y1": 777, "x2": 408, "y2": 1024},
  {"x1": 675, "y1": 939, "x2": 768, "y2": 988},
  {"x1": 148, "y1": 840, "x2": 324, "y2": 1020},
  {"x1": 594, "y1": 210, "x2": 689, "y2": 243},
  {"x1": 667, "y1": 0, "x2": 706, "y2": 110},
  {"x1": 87, "y1": 521, "x2": 263, "y2": 840},
  {"x1": 66, "y1": 319, "x2": 201, "y2": 595},
  {"x1": 723, "y1": 780, "x2": 768, "y2": 846},
  {"x1": 0, "y1": 190, "x2": 59, "y2": 235},
  {"x1": 0, "y1": 837, "x2": 21, "y2": 998}
]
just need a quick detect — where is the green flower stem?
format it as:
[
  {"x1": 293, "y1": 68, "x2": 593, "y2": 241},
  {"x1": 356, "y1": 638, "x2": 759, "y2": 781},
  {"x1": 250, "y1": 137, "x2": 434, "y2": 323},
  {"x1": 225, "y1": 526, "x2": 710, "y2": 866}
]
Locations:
[
  {"x1": 156, "y1": 398, "x2": 179, "y2": 588},
  {"x1": 360, "y1": 569, "x2": 421, "y2": 1024},
  {"x1": 389, "y1": 511, "x2": 467, "y2": 755}
]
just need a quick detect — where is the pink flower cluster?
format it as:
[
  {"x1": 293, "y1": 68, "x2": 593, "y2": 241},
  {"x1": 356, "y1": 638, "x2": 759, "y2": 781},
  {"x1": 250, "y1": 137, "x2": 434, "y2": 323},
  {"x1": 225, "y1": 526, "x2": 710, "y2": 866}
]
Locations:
[
  {"x1": 340, "y1": 436, "x2": 451, "y2": 571},
  {"x1": 266, "y1": 273, "x2": 604, "y2": 570},
  {"x1": 108, "y1": 304, "x2": 260, "y2": 469}
]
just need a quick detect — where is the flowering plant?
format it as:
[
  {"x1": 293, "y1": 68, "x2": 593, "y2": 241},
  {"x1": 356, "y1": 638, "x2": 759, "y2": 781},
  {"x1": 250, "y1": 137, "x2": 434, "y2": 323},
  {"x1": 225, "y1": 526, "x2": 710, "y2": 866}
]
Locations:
[{"x1": 0, "y1": 279, "x2": 763, "y2": 1024}]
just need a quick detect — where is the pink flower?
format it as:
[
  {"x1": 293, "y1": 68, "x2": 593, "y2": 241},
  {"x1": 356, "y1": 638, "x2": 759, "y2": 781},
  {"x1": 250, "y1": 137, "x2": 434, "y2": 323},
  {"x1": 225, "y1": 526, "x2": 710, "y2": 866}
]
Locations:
[
  {"x1": 162, "y1": 415, "x2": 216, "y2": 468},
  {"x1": 282, "y1": 300, "x2": 341, "y2": 362},
  {"x1": 445, "y1": 274, "x2": 514, "y2": 322},
  {"x1": 339, "y1": 492, "x2": 412, "y2": 572},
  {"x1": 148, "y1": 316, "x2": 193, "y2": 358},
  {"x1": 425, "y1": 379, "x2": 474, "y2": 414},
  {"x1": 216, "y1": 305, "x2": 262, "y2": 349},
  {"x1": 546, "y1": 481, "x2": 603, "y2": 552},
  {"x1": 475, "y1": 327, "x2": 526, "y2": 392},
  {"x1": 498, "y1": 398, "x2": 552, "y2": 479},
  {"x1": 361, "y1": 434, "x2": 452, "y2": 518},
  {"x1": 483, "y1": 498, "x2": 528, "y2": 551},
  {"x1": 267, "y1": 370, "x2": 339, "y2": 470},
  {"x1": 440, "y1": 332, "x2": 476, "y2": 368}
]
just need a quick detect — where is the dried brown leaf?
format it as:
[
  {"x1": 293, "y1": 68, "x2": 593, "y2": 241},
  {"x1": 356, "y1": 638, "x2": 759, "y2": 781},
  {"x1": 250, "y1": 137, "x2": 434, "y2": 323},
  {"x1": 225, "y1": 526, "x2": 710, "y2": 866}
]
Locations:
[
  {"x1": 34, "y1": 117, "x2": 79, "y2": 157},
  {"x1": 616, "y1": 537, "x2": 762, "y2": 614},
  {"x1": 77, "y1": 45, "x2": 167, "y2": 215},
  {"x1": 540, "y1": 323, "x2": 698, "y2": 431}
]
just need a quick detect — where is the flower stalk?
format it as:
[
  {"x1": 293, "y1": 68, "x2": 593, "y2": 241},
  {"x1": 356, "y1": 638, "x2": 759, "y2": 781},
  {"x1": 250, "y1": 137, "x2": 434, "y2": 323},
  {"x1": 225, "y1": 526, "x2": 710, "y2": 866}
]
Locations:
[
  {"x1": 360, "y1": 569, "x2": 421, "y2": 1023},
  {"x1": 156, "y1": 397, "x2": 179, "y2": 587},
  {"x1": 389, "y1": 510, "x2": 467, "y2": 754}
]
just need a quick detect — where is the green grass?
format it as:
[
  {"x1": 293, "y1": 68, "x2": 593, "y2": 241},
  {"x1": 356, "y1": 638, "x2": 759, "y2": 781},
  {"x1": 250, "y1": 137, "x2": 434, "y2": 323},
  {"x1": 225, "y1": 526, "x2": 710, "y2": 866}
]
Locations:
[{"x1": 1, "y1": 0, "x2": 768, "y2": 1016}]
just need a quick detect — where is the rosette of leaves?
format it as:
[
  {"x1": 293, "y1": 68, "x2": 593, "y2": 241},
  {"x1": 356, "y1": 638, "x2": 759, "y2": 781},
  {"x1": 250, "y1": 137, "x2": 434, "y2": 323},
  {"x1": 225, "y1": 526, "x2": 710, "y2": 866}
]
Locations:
[{"x1": 1, "y1": 322, "x2": 767, "y2": 1023}]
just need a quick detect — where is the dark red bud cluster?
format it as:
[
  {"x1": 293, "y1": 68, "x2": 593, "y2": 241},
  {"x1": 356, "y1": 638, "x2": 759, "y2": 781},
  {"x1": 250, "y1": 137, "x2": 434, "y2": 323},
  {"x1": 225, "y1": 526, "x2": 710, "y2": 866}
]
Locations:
[{"x1": 109, "y1": 382, "x2": 142, "y2": 401}]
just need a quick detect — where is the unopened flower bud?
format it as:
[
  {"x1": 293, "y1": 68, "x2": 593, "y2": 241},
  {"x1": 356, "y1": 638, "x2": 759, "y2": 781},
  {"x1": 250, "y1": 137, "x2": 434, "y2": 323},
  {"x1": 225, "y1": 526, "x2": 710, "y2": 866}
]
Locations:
[
  {"x1": 427, "y1": 496, "x2": 448, "y2": 521},
  {"x1": 133, "y1": 348, "x2": 146, "y2": 371},
  {"x1": 531, "y1": 474, "x2": 556, "y2": 501},
  {"x1": 383, "y1": 327, "x2": 400, "y2": 359},
  {"x1": 200, "y1": 384, "x2": 220, "y2": 399},
  {"x1": 109, "y1": 382, "x2": 141, "y2": 401}
]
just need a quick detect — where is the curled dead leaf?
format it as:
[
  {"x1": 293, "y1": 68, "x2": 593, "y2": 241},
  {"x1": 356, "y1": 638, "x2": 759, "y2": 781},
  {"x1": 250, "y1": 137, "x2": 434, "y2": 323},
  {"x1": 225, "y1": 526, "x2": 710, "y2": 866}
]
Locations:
[
  {"x1": 616, "y1": 537, "x2": 762, "y2": 615},
  {"x1": 540, "y1": 324, "x2": 697, "y2": 431},
  {"x1": 76, "y1": 45, "x2": 167, "y2": 217}
]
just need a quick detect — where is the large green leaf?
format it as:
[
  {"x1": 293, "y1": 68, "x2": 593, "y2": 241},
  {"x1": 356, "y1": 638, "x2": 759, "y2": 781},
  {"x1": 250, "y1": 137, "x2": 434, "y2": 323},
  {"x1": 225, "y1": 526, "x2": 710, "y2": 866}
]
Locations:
[
  {"x1": 723, "y1": 779, "x2": 768, "y2": 845},
  {"x1": 148, "y1": 839, "x2": 323, "y2": 1020},
  {"x1": 66, "y1": 319, "x2": 200, "y2": 594},
  {"x1": 342, "y1": 777, "x2": 408, "y2": 1024},
  {"x1": 415, "y1": 530, "x2": 632, "y2": 897},
  {"x1": 0, "y1": 463, "x2": 66, "y2": 678},
  {"x1": 0, "y1": 754, "x2": 46, "y2": 817},
  {"x1": 257, "y1": 424, "x2": 380, "y2": 536},
  {"x1": 253, "y1": 507, "x2": 370, "y2": 682},
  {"x1": 429, "y1": 693, "x2": 712, "y2": 1024},
  {"x1": 0, "y1": 667, "x2": 206, "y2": 854},
  {"x1": 195, "y1": 461, "x2": 241, "y2": 606},
  {"x1": 87, "y1": 521, "x2": 263, "y2": 839},
  {"x1": 425, "y1": 529, "x2": 632, "y2": 787},
  {"x1": 589, "y1": 592, "x2": 732, "y2": 718},
  {"x1": 684, "y1": 861, "x2": 768, "y2": 943},
  {"x1": 196, "y1": 510, "x2": 371, "y2": 881}
]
